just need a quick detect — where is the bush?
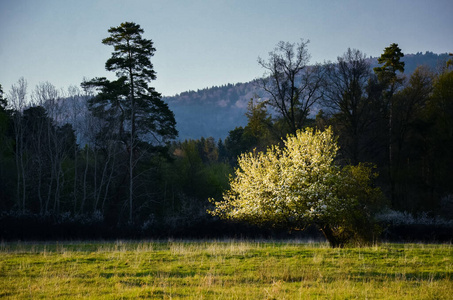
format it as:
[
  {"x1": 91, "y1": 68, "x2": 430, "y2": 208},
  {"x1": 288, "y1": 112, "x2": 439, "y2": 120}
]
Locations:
[
  {"x1": 376, "y1": 209, "x2": 453, "y2": 242},
  {"x1": 0, "y1": 210, "x2": 107, "y2": 240}
]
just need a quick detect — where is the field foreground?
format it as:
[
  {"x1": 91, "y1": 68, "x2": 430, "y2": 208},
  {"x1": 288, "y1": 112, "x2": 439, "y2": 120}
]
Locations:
[{"x1": 0, "y1": 240, "x2": 452, "y2": 299}]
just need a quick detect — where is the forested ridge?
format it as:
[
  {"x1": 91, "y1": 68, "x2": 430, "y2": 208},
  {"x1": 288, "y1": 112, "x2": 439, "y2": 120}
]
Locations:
[
  {"x1": 166, "y1": 51, "x2": 451, "y2": 140},
  {"x1": 0, "y1": 24, "x2": 452, "y2": 241}
]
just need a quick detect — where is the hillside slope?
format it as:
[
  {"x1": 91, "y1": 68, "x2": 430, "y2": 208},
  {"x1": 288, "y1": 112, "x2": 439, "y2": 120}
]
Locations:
[{"x1": 165, "y1": 52, "x2": 451, "y2": 140}]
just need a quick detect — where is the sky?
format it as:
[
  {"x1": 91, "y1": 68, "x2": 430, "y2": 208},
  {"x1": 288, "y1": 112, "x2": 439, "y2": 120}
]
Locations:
[{"x1": 1, "y1": 0, "x2": 452, "y2": 98}]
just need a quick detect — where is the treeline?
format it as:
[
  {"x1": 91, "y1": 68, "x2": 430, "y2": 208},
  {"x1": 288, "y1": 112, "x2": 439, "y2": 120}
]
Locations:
[
  {"x1": 228, "y1": 45, "x2": 453, "y2": 219},
  {"x1": 0, "y1": 84, "x2": 291, "y2": 239},
  {"x1": 0, "y1": 34, "x2": 452, "y2": 240}
]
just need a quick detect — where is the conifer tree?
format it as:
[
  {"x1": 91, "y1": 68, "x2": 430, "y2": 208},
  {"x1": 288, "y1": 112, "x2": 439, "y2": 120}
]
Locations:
[
  {"x1": 373, "y1": 43, "x2": 405, "y2": 206},
  {"x1": 374, "y1": 43, "x2": 405, "y2": 97},
  {"x1": 83, "y1": 22, "x2": 177, "y2": 222}
]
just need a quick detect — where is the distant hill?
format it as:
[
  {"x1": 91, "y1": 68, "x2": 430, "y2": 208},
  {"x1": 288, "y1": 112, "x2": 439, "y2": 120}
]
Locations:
[
  {"x1": 165, "y1": 81, "x2": 263, "y2": 141},
  {"x1": 165, "y1": 52, "x2": 451, "y2": 141},
  {"x1": 369, "y1": 51, "x2": 450, "y2": 75}
]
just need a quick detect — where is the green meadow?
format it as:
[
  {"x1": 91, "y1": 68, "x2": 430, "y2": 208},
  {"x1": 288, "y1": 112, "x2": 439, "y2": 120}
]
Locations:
[{"x1": 0, "y1": 240, "x2": 451, "y2": 299}]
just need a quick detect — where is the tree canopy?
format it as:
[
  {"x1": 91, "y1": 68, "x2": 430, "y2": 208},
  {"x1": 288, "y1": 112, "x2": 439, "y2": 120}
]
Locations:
[
  {"x1": 374, "y1": 43, "x2": 405, "y2": 96},
  {"x1": 82, "y1": 22, "x2": 177, "y2": 144}
]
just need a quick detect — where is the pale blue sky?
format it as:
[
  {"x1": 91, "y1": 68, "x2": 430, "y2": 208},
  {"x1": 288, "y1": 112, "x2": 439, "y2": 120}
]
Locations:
[{"x1": 1, "y1": 0, "x2": 452, "y2": 97}]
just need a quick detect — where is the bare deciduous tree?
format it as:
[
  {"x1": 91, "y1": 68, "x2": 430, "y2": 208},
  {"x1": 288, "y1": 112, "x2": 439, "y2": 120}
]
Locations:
[
  {"x1": 8, "y1": 77, "x2": 28, "y2": 211},
  {"x1": 322, "y1": 48, "x2": 374, "y2": 164},
  {"x1": 258, "y1": 40, "x2": 324, "y2": 134}
]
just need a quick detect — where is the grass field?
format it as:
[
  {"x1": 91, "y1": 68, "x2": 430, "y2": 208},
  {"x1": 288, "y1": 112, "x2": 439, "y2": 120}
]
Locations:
[{"x1": 0, "y1": 240, "x2": 452, "y2": 299}]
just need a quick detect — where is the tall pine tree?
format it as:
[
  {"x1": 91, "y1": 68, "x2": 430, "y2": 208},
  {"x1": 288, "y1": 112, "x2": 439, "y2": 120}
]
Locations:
[
  {"x1": 373, "y1": 43, "x2": 405, "y2": 207},
  {"x1": 83, "y1": 22, "x2": 177, "y2": 222}
]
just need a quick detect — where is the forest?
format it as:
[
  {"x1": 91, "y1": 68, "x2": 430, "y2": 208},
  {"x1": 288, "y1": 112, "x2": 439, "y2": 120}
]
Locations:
[{"x1": 0, "y1": 23, "x2": 452, "y2": 242}]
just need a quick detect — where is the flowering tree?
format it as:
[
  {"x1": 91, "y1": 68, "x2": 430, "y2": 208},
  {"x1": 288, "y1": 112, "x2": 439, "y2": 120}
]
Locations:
[{"x1": 209, "y1": 128, "x2": 384, "y2": 247}]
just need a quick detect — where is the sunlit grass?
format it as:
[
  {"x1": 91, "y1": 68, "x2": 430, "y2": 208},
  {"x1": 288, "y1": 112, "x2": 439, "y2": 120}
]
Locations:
[{"x1": 0, "y1": 240, "x2": 451, "y2": 299}]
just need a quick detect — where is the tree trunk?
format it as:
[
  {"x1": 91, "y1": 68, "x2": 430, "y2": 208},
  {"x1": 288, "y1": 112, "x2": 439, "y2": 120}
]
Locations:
[
  {"x1": 128, "y1": 57, "x2": 135, "y2": 224},
  {"x1": 319, "y1": 224, "x2": 344, "y2": 248}
]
